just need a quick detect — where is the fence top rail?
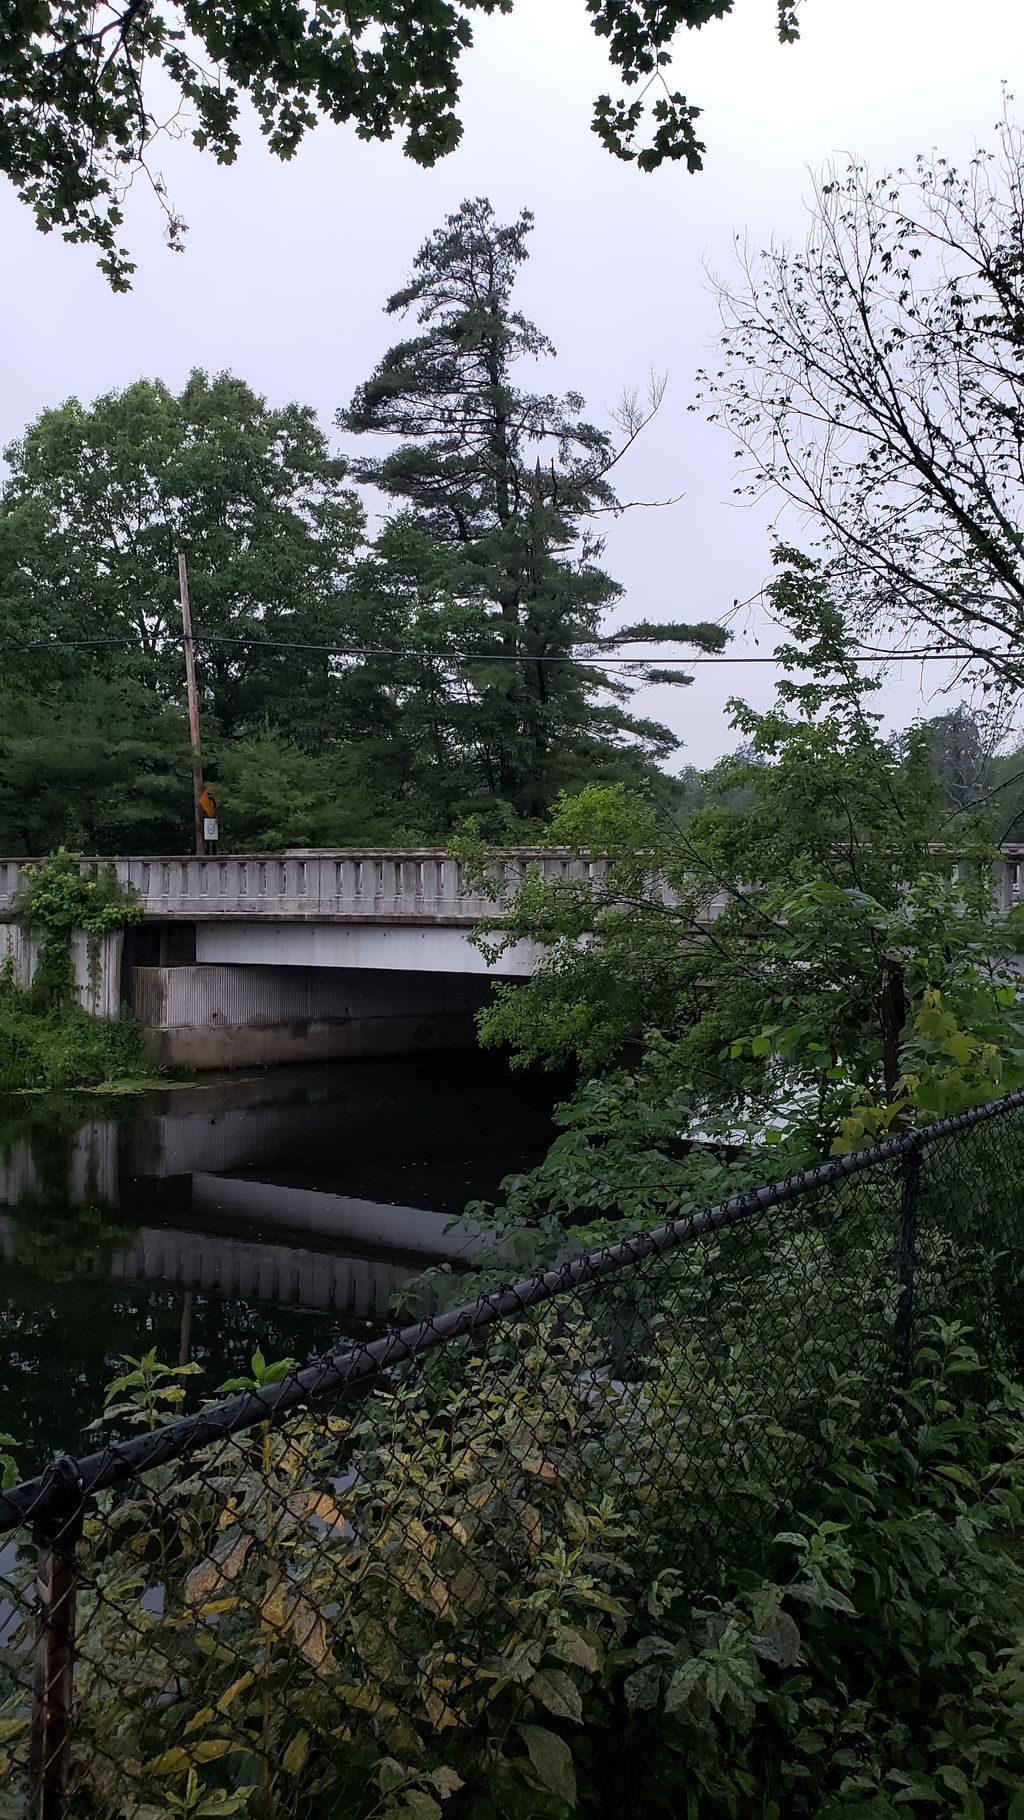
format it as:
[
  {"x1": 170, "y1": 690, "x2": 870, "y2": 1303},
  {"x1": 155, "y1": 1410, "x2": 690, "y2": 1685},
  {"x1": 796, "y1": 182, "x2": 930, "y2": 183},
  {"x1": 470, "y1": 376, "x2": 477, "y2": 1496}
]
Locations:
[{"x1": 3, "y1": 1083, "x2": 1023, "y2": 1538}]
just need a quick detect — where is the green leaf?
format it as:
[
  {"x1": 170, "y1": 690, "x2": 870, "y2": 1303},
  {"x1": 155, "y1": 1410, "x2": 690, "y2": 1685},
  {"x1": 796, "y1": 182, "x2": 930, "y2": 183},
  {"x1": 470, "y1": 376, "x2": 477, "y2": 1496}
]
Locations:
[
  {"x1": 430, "y1": 1768, "x2": 465, "y2": 1799},
  {"x1": 623, "y1": 1663, "x2": 663, "y2": 1710},
  {"x1": 395, "y1": 1796, "x2": 441, "y2": 1820},
  {"x1": 519, "y1": 1725, "x2": 577, "y2": 1809},
  {"x1": 377, "y1": 1760, "x2": 406, "y2": 1796},
  {"x1": 552, "y1": 1627, "x2": 601, "y2": 1673},
  {"x1": 529, "y1": 1669, "x2": 583, "y2": 1722},
  {"x1": 282, "y1": 1731, "x2": 309, "y2": 1777},
  {"x1": 751, "y1": 1609, "x2": 801, "y2": 1667},
  {"x1": 665, "y1": 1658, "x2": 705, "y2": 1715},
  {"x1": 145, "y1": 1749, "x2": 192, "y2": 1777}
]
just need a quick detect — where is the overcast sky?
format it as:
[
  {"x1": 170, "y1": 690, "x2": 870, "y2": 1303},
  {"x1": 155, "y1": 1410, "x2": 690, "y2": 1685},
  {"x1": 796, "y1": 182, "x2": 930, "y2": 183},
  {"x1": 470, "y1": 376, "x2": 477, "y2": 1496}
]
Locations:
[{"x1": 1, "y1": 0, "x2": 1022, "y2": 766}]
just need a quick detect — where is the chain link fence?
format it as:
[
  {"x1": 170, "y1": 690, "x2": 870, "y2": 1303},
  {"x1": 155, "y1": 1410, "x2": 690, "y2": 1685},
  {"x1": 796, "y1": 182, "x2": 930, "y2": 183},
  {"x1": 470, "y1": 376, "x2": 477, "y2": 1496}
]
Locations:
[{"x1": 2, "y1": 1092, "x2": 1024, "y2": 1818}]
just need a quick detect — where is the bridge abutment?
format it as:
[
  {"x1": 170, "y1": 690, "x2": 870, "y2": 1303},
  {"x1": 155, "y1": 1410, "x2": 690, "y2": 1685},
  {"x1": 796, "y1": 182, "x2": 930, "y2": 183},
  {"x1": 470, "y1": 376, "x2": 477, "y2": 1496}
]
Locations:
[{"x1": 129, "y1": 960, "x2": 490, "y2": 1068}]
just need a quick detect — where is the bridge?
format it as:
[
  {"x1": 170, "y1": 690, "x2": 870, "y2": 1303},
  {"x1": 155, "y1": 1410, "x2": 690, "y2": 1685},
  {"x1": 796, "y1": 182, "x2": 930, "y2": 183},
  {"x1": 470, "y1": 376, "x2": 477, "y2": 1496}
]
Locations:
[
  {"x1": 1, "y1": 847, "x2": 1022, "y2": 1068},
  {"x1": 0, "y1": 849, "x2": 592, "y2": 951}
]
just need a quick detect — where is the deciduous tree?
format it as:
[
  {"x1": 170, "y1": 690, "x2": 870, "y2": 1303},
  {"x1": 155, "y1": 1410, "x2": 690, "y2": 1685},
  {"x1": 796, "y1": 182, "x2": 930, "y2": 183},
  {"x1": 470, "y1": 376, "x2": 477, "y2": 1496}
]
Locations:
[
  {"x1": 702, "y1": 114, "x2": 1024, "y2": 691},
  {"x1": 467, "y1": 556, "x2": 1024, "y2": 1152},
  {"x1": 0, "y1": 3, "x2": 801, "y2": 286},
  {"x1": 0, "y1": 370, "x2": 364, "y2": 744}
]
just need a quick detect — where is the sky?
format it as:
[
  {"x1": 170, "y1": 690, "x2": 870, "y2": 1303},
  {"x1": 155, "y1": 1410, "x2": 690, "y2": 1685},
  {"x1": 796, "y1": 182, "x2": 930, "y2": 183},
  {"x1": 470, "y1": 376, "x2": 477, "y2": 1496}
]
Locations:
[{"x1": 1, "y1": 0, "x2": 1023, "y2": 767}]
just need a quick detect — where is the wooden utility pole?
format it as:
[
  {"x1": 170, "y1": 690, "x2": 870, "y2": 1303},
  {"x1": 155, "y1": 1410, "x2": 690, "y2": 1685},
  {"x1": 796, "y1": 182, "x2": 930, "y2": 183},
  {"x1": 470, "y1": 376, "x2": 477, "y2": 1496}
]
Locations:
[{"x1": 177, "y1": 552, "x2": 205, "y2": 856}]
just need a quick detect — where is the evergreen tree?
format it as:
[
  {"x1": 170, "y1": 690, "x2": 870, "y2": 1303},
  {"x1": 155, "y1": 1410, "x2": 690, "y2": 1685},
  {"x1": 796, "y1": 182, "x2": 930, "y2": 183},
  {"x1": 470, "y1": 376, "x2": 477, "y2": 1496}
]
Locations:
[
  {"x1": 0, "y1": 676, "x2": 190, "y2": 853},
  {"x1": 342, "y1": 197, "x2": 725, "y2": 822}
]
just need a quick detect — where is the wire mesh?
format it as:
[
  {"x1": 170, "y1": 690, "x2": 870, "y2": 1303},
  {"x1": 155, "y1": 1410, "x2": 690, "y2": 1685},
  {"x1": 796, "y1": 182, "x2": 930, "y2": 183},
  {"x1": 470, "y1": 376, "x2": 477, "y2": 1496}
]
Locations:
[{"x1": 1, "y1": 1092, "x2": 1024, "y2": 1817}]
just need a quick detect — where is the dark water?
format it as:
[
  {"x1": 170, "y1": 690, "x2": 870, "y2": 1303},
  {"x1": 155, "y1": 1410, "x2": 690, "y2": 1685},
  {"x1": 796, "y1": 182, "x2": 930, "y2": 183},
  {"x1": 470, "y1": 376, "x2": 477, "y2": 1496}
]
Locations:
[{"x1": 0, "y1": 1057, "x2": 565, "y2": 1466}]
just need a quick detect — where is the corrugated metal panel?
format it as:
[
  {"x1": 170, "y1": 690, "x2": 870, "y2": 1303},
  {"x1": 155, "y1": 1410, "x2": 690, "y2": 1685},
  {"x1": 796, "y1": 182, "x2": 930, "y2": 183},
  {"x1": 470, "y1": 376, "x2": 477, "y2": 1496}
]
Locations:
[
  {"x1": 131, "y1": 968, "x2": 167, "y2": 1026},
  {"x1": 131, "y1": 965, "x2": 485, "y2": 1030}
]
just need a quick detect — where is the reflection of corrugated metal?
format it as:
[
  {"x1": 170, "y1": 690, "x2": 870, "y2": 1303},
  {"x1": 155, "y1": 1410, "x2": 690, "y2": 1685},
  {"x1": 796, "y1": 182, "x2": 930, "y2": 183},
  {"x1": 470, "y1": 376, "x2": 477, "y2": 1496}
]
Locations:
[
  {"x1": 132, "y1": 964, "x2": 485, "y2": 1030},
  {"x1": 137, "y1": 1106, "x2": 309, "y2": 1179},
  {"x1": 0, "y1": 1142, "x2": 35, "y2": 1205},
  {"x1": 0, "y1": 1216, "x2": 438, "y2": 1320},
  {"x1": 109, "y1": 1228, "x2": 434, "y2": 1321}
]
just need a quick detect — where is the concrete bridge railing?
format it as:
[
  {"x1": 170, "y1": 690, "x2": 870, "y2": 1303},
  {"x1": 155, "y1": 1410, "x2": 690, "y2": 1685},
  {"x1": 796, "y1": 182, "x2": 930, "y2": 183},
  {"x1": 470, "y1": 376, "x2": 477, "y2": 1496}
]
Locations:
[
  {"x1": 1, "y1": 846, "x2": 1023, "y2": 923},
  {"x1": 0, "y1": 850, "x2": 612, "y2": 923}
]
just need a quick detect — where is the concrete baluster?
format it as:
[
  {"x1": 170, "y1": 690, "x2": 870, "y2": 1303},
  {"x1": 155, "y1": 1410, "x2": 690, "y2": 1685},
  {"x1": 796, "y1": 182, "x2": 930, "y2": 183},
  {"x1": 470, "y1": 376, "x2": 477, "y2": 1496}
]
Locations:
[
  {"x1": 416, "y1": 858, "x2": 432, "y2": 912},
  {"x1": 381, "y1": 858, "x2": 398, "y2": 911}
]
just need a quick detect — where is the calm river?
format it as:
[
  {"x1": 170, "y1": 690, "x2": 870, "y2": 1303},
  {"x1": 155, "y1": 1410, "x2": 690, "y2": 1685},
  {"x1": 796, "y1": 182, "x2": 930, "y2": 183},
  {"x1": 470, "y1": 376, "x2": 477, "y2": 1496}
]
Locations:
[{"x1": 0, "y1": 1057, "x2": 565, "y2": 1465}]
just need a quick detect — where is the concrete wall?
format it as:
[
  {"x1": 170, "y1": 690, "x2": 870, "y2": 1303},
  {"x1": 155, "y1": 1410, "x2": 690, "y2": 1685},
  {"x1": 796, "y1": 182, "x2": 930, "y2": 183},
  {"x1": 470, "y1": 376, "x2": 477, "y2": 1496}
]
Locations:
[
  {"x1": 0, "y1": 923, "x2": 122, "y2": 1019},
  {"x1": 131, "y1": 962, "x2": 492, "y2": 1068},
  {"x1": 193, "y1": 917, "x2": 539, "y2": 976}
]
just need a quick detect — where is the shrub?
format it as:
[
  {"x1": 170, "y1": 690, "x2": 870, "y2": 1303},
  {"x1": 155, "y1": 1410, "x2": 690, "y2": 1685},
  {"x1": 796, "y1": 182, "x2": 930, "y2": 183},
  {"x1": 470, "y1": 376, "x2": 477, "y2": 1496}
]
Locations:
[{"x1": 3, "y1": 1301, "x2": 1023, "y2": 1818}]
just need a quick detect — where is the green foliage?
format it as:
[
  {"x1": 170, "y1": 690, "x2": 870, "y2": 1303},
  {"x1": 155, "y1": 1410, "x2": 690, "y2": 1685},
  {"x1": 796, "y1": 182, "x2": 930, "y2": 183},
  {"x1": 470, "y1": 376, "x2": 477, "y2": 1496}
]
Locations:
[
  {"x1": 93, "y1": 1349, "x2": 203, "y2": 1433},
  {"x1": 472, "y1": 555, "x2": 1024, "y2": 1161},
  {"x1": 13, "y1": 847, "x2": 142, "y2": 1015},
  {"x1": 0, "y1": 290, "x2": 707, "y2": 848},
  {"x1": 0, "y1": 677, "x2": 191, "y2": 854},
  {"x1": 2, "y1": 3, "x2": 801, "y2": 286},
  {"x1": 614, "y1": 1354, "x2": 1024, "y2": 1817},
  {"x1": 216, "y1": 1349, "x2": 297, "y2": 1395},
  {"x1": 989, "y1": 741, "x2": 1024, "y2": 843},
  {"x1": 342, "y1": 199, "x2": 726, "y2": 825},
  {"x1": 0, "y1": 861, "x2": 151, "y2": 1086},
  {"x1": 0, "y1": 1434, "x2": 17, "y2": 1491},
  {"x1": 14, "y1": 848, "x2": 143, "y2": 941},
  {"x1": 0, "y1": 372, "x2": 364, "y2": 749},
  {"x1": 5, "y1": 1291, "x2": 1024, "y2": 1816},
  {"x1": 0, "y1": 993, "x2": 151, "y2": 1090},
  {"x1": 213, "y1": 735, "x2": 415, "y2": 851}
]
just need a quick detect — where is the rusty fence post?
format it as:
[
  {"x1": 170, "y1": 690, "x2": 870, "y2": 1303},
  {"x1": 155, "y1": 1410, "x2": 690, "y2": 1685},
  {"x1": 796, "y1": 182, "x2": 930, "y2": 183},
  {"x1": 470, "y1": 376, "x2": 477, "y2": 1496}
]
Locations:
[{"x1": 29, "y1": 1456, "x2": 86, "y2": 1820}]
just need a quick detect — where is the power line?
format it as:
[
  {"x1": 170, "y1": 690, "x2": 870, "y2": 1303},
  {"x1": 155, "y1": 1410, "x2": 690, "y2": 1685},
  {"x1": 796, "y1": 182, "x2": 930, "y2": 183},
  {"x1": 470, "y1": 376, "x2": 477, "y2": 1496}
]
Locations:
[{"x1": 0, "y1": 631, "x2": 1000, "y2": 669}]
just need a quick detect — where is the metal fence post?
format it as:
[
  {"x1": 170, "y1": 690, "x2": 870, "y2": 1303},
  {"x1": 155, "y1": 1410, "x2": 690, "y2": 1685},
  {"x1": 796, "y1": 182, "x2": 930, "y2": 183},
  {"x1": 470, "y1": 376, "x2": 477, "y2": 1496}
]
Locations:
[
  {"x1": 894, "y1": 1137, "x2": 923, "y2": 1382},
  {"x1": 29, "y1": 1456, "x2": 86, "y2": 1820}
]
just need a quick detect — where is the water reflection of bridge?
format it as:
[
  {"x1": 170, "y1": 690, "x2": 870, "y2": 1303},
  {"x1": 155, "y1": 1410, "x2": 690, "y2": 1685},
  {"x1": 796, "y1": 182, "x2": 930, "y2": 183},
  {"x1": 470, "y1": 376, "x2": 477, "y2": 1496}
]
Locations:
[
  {"x1": 0, "y1": 1063, "x2": 541, "y2": 1321},
  {"x1": 0, "y1": 1205, "x2": 454, "y2": 1322}
]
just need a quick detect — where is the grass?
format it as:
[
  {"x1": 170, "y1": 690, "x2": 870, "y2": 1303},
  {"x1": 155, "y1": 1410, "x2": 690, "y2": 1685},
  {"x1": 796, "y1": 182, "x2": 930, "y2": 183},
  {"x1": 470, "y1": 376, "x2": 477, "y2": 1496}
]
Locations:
[{"x1": 0, "y1": 991, "x2": 161, "y2": 1091}]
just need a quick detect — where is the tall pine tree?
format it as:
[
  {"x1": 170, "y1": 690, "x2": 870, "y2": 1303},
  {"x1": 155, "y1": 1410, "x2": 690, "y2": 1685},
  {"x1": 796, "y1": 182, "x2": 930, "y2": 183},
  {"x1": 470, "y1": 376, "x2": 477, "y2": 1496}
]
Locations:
[{"x1": 342, "y1": 198, "x2": 725, "y2": 822}]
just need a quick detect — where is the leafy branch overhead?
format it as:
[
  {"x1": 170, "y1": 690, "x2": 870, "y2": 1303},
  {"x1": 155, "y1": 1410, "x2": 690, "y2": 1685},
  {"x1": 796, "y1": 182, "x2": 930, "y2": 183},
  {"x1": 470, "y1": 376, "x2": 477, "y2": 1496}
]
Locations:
[{"x1": 0, "y1": 2, "x2": 801, "y2": 286}]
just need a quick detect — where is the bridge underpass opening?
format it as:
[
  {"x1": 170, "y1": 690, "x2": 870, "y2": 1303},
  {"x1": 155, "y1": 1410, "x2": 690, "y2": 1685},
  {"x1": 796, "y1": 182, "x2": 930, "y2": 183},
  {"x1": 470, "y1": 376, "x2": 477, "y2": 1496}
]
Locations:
[{"x1": 129, "y1": 959, "x2": 505, "y2": 1069}]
